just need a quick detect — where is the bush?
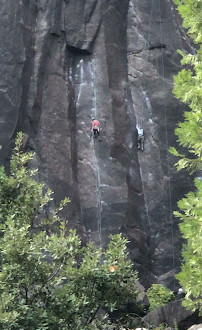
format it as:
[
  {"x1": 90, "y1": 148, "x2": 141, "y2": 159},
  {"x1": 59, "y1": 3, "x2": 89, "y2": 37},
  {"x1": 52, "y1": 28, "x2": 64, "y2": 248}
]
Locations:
[
  {"x1": 0, "y1": 132, "x2": 139, "y2": 329},
  {"x1": 146, "y1": 284, "x2": 175, "y2": 311}
]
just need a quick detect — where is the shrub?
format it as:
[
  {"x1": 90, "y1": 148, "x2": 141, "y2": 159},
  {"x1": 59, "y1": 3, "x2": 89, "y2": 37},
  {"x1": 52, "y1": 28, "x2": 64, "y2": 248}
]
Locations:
[
  {"x1": 0, "y1": 132, "x2": 139, "y2": 329},
  {"x1": 146, "y1": 284, "x2": 175, "y2": 311}
]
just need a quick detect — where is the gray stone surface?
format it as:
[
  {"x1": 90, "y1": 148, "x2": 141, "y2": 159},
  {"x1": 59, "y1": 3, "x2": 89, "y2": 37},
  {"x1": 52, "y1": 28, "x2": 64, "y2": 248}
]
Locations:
[
  {"x1": 0, "y1": 0, "x2": 194, "y2": 288},
  {"x1": 135, "y1": 280, "x2": 149, "y2": 307},
  {"x1": 143, "y1": 300, "x2": 193, "y2": 327},
  {"x1": 0, "y1": 0, "x2": 25, "y2": 158}
]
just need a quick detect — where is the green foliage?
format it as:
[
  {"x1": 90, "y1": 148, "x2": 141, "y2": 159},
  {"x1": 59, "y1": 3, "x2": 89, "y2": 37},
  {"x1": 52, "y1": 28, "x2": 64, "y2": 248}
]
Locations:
[
  {"x1": 175, "y1": 179, "x2": 202, "y2": 314},
  {"x1": 174, "y1": 0, "x2": 202, "y2": 44},
  {"x1": 146, "y1": 284, "x2": 175, "y2": 311},
  {"x1": 154, "y1": 324, "x2": 169, "y2": 330},
  {"x1": 170, "y1": 0, "x2": 202, "y2": 317},
  {"x1": 170, "y1": 3, "x2": 202, "y2": 174},
  {"x1": 169, "y1": 46, "x2": 202, "y2": 174},
  {"x1": 0, "y1": 133, "x2": 139, "y2": 329},
  {"x1": 173, "y1": 319, "x2": 179, "y2": 330}
]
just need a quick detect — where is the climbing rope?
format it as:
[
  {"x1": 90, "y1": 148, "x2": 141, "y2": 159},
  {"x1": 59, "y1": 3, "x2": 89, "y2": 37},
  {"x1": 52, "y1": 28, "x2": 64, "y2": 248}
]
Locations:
[
  {"x1": 143, "y1": 0, "x2": 154, "y2": 92},
  {"x1": 134, "y1": 0, "x2": 176, "y2": 289},
  {"x1": 142, "y1": 0, "x2": 154, "y2": 259},
  {"x1": 90, "y1": 60, "x2": 102, "y2": 245},
  {"x1": 158, "y1": 0, "x2": 175, "y2": 289},
  {"x1": 92, "y1": 142, "x2": 102, "y2": 245},
  {"x1": 134, "y1": 0, "x2": 155, "y2": 230}
]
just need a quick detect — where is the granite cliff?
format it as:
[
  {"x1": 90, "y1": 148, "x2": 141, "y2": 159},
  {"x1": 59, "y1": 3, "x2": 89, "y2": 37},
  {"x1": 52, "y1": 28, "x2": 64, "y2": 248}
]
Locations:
[{"x1": 0, "y1": 0, "x2": 194, "y2": 288}]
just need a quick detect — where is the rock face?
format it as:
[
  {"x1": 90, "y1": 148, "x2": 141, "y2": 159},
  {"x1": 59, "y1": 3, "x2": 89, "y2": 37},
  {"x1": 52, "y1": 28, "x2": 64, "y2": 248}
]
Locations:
[
  {"x1": 143, "y1": 300, "x2": 193, "y2": 328},
  {"x1": 0, "y1": 0, "x2": 194, "y2": 287}
]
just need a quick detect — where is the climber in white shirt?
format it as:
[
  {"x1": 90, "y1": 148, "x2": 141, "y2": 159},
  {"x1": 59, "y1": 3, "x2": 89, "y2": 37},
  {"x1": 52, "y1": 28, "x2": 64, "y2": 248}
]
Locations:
[{"x1": 136, "y1": 125, "x2": 144, "y2": 151}]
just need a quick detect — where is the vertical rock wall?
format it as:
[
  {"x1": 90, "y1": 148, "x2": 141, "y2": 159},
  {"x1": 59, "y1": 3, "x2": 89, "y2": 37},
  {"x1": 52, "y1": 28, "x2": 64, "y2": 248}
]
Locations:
[{"x1": 0, "y1": 0, "x2": 193, "y2": 288}]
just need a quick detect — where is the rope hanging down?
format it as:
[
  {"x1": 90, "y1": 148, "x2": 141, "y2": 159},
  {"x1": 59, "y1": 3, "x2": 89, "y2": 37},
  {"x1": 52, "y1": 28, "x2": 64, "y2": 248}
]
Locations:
[
  {"x1": 135, "y1": 0, "x2": 175, "y2": 289},
  {"x1": 90, "y1": 61, "x2": 102, "y2": 245},
  {"x1": 133, "y1": 0, "x2": 155, "y2": 230},
  {"x1": 158, "y1": 0, "x2": 175, "y2": 289}
]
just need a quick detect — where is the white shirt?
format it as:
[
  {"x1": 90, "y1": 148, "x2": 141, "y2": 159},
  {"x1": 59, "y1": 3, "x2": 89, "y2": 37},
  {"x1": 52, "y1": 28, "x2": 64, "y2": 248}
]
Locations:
[{"x1": 137, "y1": 127, "x2": 143, "y2": 137}]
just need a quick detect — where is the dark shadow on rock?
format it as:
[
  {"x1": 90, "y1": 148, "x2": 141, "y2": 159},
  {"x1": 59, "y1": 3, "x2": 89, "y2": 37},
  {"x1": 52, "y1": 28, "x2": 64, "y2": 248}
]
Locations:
[{"x1": 67, "y1": 45, "x2": 92, "y2": 56}]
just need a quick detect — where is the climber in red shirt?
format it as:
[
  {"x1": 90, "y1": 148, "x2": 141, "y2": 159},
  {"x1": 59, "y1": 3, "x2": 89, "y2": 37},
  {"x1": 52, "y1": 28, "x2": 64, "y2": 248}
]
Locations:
[{"x1": 91, "y1": 119, "x2": 102, "y2": 141}]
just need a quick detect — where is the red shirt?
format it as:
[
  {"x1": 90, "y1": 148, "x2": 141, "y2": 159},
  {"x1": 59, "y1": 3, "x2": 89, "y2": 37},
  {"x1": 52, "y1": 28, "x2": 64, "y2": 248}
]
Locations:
[{"x1": 92, "y1": 120, "x2": 101, "y2": 130}]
